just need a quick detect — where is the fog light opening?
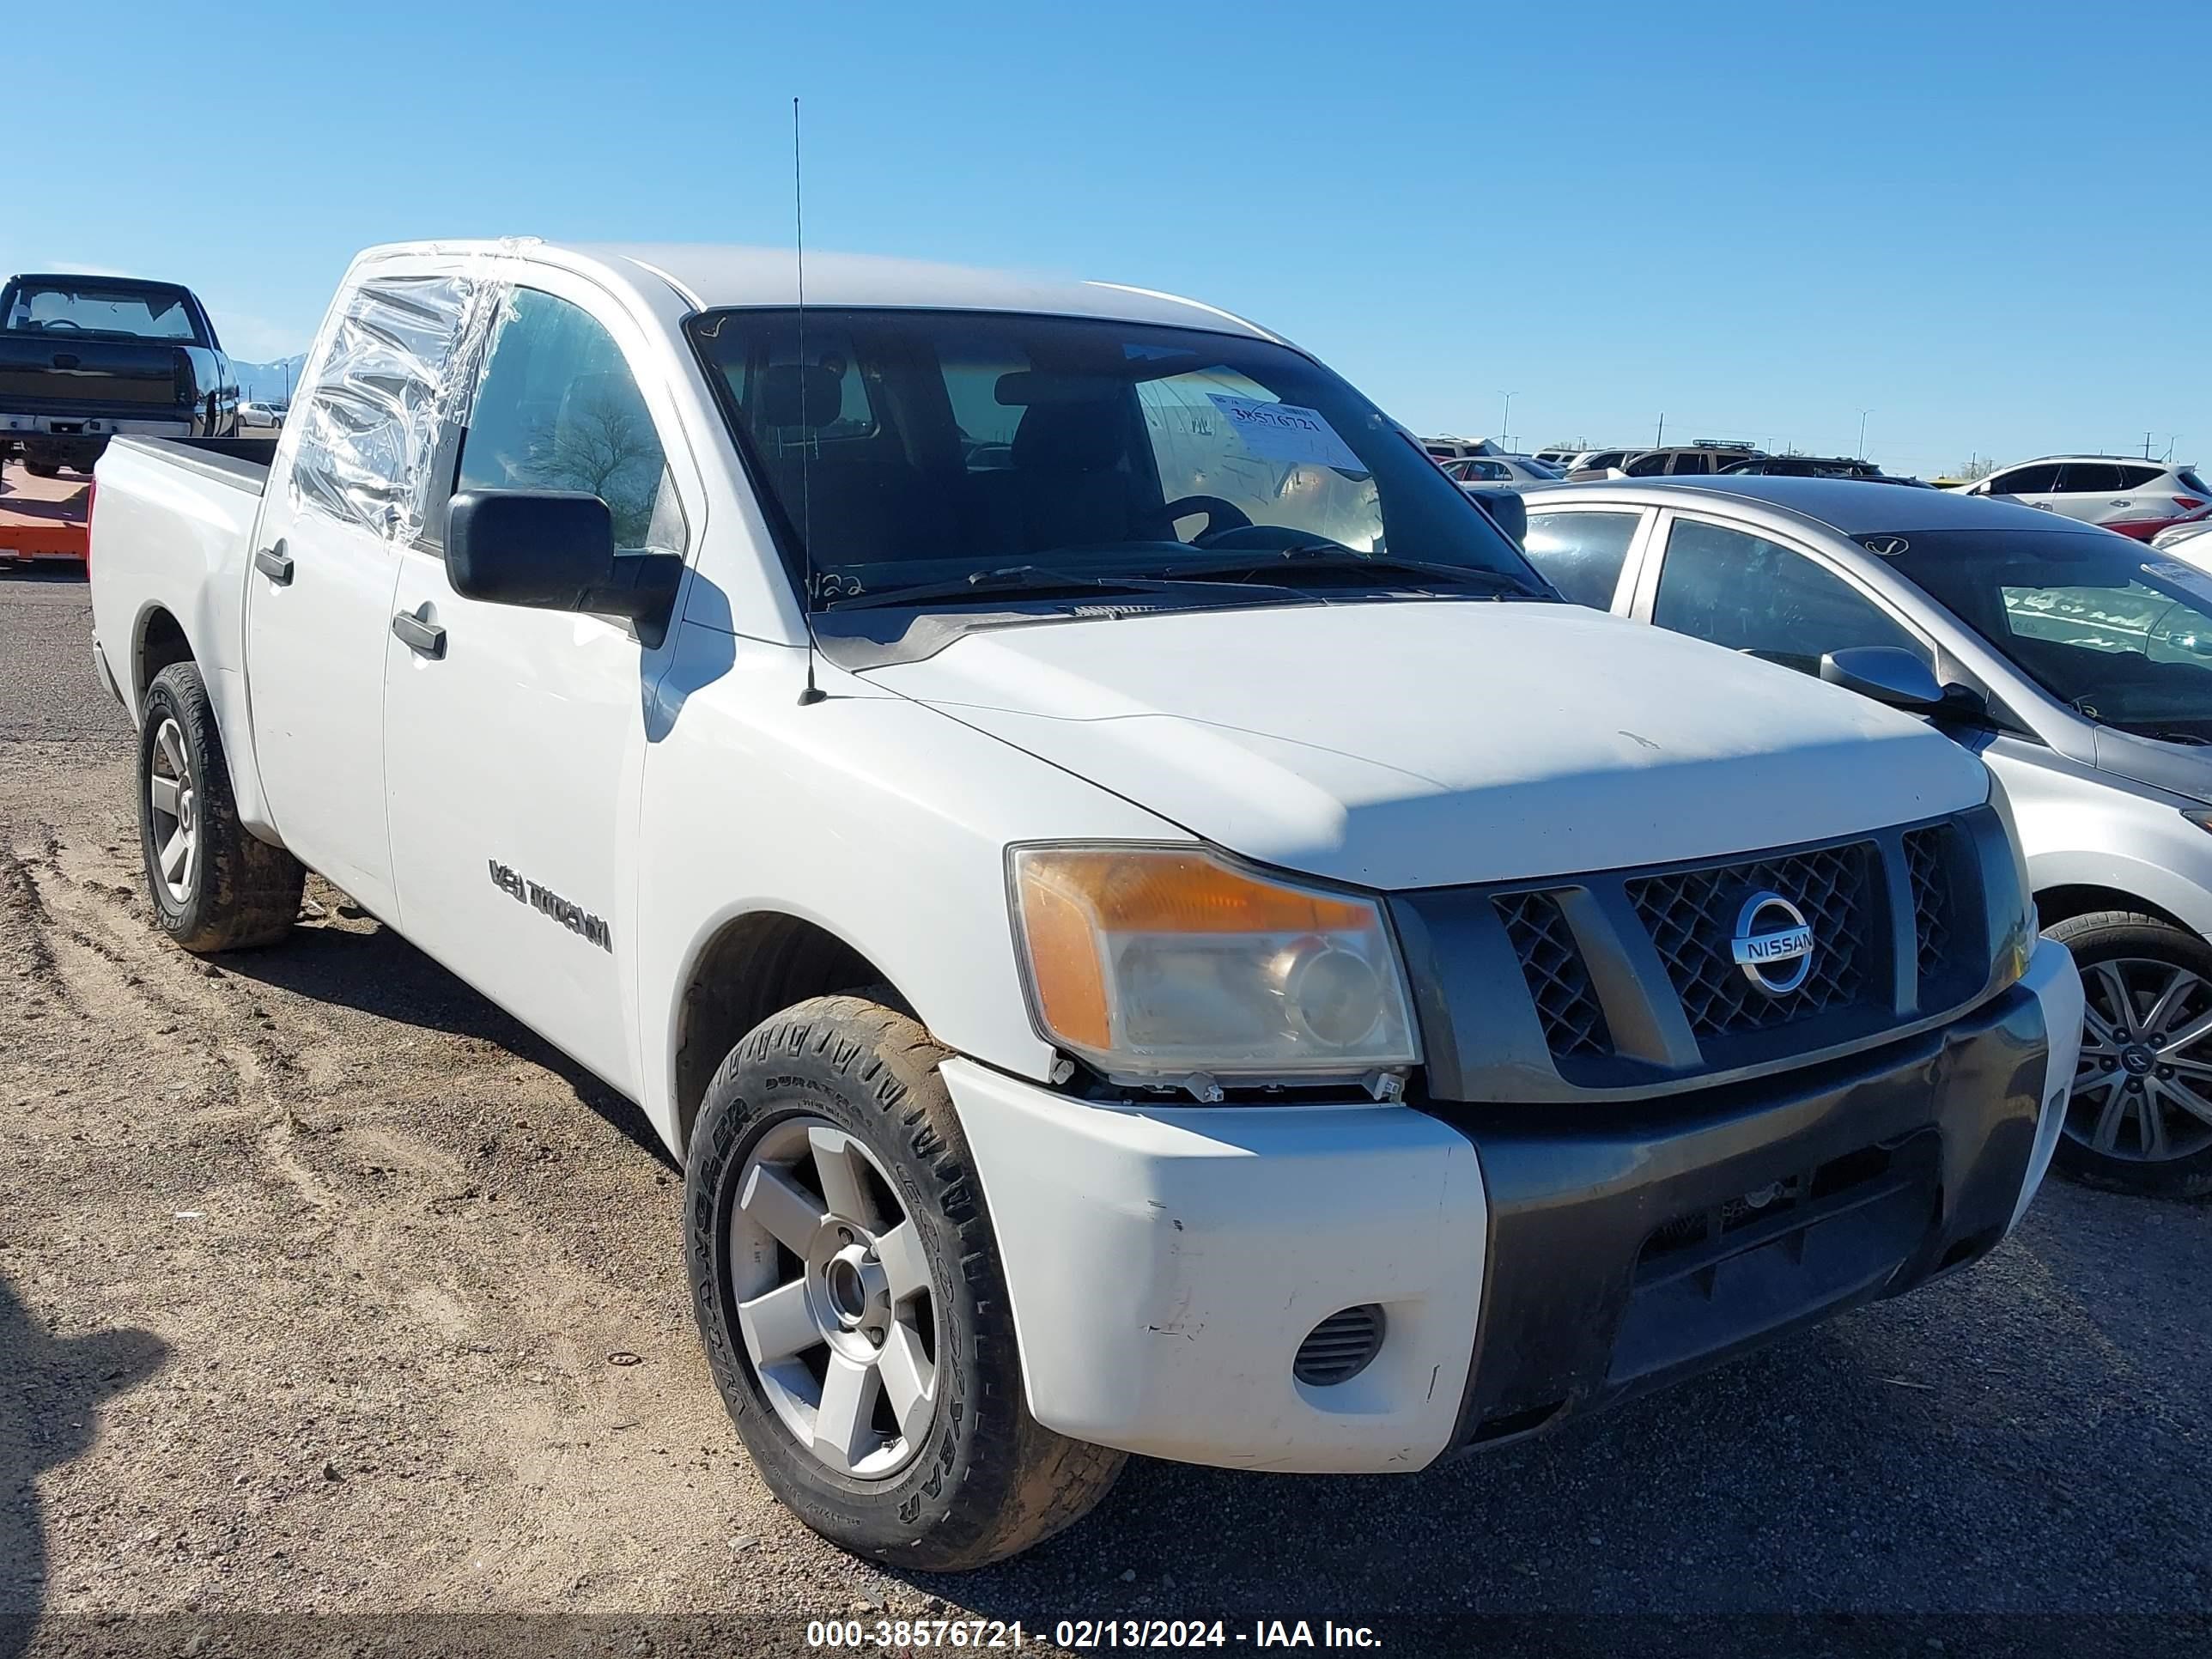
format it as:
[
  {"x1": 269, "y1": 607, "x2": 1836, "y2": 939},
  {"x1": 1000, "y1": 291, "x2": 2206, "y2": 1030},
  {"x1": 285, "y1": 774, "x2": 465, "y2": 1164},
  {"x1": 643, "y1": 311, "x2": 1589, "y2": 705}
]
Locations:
[{"x1": 1292, "y1": 1304, "x2": 1386, "y2": 1388}]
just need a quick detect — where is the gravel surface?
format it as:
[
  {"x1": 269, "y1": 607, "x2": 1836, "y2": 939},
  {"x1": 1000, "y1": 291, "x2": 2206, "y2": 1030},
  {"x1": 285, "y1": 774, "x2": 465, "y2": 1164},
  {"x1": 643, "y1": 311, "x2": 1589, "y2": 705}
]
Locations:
[{"x1": 3, "y1": 562, "x2": 2209, "y2": 1655}]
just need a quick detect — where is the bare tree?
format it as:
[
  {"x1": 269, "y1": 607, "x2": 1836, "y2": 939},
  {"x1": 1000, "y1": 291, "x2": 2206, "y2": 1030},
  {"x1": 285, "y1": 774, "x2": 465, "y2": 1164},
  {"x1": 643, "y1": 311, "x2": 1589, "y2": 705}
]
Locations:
[
  {"x1": 524, "y1": 390, "x2": 660, "y2": 544},
  {"x1": 1953, "y1": 455, "x2": 1996, "y2": 483}
]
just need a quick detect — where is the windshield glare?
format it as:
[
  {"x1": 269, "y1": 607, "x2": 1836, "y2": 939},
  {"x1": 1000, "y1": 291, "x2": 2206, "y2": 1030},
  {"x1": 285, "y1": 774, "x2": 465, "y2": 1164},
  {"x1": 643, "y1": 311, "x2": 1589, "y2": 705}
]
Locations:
[
  {"x1": 1887, "y1": 527, "x2": 2212, "y2": 738},
  {"x1": 685, "y1": 307, "x2": 1537, "y2": 605}
]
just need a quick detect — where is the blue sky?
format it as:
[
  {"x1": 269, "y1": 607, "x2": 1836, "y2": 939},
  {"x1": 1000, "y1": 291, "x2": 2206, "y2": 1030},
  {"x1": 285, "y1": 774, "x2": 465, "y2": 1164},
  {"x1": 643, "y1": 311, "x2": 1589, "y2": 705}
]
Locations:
[{"x1": 13, "y1": 0, "x2": 2204, "y2": 477}]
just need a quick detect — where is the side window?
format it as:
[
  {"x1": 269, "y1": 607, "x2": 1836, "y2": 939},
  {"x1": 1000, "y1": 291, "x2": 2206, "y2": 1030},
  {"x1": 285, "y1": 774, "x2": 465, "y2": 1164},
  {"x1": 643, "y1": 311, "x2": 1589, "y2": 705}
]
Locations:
[
  {"x1": 2117, "y1": 464, "x2": 2162, "y2": 489},
  {"x1": 2053, "y1": 462, "x2": 2124, "y2": 495},
  {"x1": 1990, "y1": 463, "x2": 2061, "y2": 495},
  {"x1": 293, "y1": 274, "x2": 482, "y2": 541},
  {"x1": 1522, "y1": 510, "x2": 1641, "y2": 610},
  {"x1": 1669, "y1": 452, "x2": 1713, "y2": 475},
  {"x1": 456, "y1": 289, "x2": 686, "y2": 555},
  {"x1": 1624, "y1": 451, "x2": 1671, "y2": 477},
  {"x1": 1652, "y1": 517, "x2": 1924, "y2": 674}
]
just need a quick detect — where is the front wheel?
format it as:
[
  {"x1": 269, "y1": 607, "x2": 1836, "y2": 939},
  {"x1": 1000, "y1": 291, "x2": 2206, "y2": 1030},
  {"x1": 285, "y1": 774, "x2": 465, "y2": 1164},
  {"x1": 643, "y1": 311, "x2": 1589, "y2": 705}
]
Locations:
[
  {"x1": 2049, "y1": 911, "x2": 2212, "y2": 1199},
  {"x1": 137, "y1": 661, "x2": 305, "y2": 952},
  {"x1": 685, "y1": 994, "x2": 1123, "y2": 1568}
]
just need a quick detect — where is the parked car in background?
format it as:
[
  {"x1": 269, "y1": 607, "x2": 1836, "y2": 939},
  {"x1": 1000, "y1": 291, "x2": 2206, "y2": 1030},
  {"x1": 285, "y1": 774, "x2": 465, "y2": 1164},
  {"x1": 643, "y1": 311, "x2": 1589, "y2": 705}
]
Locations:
[
  {"x1": 1422, "y1": 434, "x2": 1501, "y2": 461},
  {"x1": 1722, "y1": 455, "x2": 1883, "y2": 479},
  {"x1": 1520, "y1": 472, "x2": 2212, "y2": 1197},
  {"x1": 1441, "y1": 453, "x2": 1563, "y2": 489},
  {"x1": 0, "y1": 272, "x2": 238, "y2": 476},
  {"x1": 239, "y1": 400, "x2": 288, "y2": 429},
  {"x1": 1563, "y1": 447, "x2": 1639, "y2": 479},
  {"x1": 1620, "y1": 442, "x2": 1763, "y2": 477},
  {"x1": 1962, "y1": 455, "x2": 2210, "y2": 542},
  {"x1": 1533, "y1": 446, "x2": 1581, "y2": 469},
  {"x1": 2152, "y1": 519, "x2": 2212, "y2": 556},
  {"x1": 88, "y1": 236, "x2": 2079, "y2": 1566}
]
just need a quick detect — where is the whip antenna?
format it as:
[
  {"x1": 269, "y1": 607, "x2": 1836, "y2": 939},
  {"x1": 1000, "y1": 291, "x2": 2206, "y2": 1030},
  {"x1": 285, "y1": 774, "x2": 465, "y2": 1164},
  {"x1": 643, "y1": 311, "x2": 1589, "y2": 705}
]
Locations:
[{"x1": 793, "y1": 94, "x2": 827, "y2": 707}]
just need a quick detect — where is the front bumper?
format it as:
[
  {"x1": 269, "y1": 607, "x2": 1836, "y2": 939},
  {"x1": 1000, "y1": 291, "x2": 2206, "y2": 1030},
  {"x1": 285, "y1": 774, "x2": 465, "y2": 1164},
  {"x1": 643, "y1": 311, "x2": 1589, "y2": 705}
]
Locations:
[{"x1": 947, "y1": 937, "x2": 2080, "y2": 1474}]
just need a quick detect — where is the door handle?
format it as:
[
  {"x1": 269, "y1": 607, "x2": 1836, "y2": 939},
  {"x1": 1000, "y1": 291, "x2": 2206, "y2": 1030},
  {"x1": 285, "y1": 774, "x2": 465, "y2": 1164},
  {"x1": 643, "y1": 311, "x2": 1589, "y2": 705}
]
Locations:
[
  {"x1": 391, "y1": 609, "x2": 447, "y2": 659},
  {"x1": 253, "y1": 541, "x2": 294, "y2": 584}
]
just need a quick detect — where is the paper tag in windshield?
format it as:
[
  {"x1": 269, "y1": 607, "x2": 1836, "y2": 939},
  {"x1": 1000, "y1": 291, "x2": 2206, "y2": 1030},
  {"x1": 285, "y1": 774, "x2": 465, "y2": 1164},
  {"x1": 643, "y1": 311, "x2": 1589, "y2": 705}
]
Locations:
[
  {"x1": 2144, "y1": 561, "x2": 2212, "y2": 603},
  {"x1": 1206, "y1": 394, "x2": 1366, "y2": 472}
]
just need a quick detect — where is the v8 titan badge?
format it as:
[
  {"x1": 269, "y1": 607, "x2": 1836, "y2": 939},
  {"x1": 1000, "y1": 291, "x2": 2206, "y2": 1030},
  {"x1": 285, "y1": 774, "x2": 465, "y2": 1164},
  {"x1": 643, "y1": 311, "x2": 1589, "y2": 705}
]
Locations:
[{"x1": 1731, "y1": 890, "x2": 1815, "y2": 995}]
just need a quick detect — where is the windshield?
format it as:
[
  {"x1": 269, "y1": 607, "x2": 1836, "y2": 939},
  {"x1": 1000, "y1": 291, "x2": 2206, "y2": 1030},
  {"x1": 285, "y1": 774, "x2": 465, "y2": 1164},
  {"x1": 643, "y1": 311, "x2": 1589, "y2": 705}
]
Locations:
[
  {"x1": 2, "y1": 280, "x2": 205, "y2": 343},
  {"x1": 1885, "y1": 526, "x2": 2212, "y2": 738},
  {"x1": 685, "y1": 307, "x2": 1539, "y2": 607}
]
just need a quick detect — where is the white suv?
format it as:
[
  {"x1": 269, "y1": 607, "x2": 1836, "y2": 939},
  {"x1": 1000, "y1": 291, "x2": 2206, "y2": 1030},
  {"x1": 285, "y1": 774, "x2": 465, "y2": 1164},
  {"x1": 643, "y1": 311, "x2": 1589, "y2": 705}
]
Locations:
[{"x1": 1962, "y1": 454, "x2": 2211, "y2": 542}]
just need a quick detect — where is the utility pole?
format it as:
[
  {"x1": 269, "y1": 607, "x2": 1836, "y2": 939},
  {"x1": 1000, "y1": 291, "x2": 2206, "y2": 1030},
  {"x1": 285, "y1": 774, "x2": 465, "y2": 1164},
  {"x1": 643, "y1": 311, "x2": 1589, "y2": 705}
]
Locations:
[
  {"x1": 1655, "y1": 412, "x2": 1665, "y2": 447},
  {"x1": 2145, "y1": 431, "x2": 2154, "y2": 460},
  {"x1": 1856, "y1": 410, "x2": 1873, "y2": 460},
  {"x1": 1498, "y1": 391, "x2": 1516, "y2": 453}
]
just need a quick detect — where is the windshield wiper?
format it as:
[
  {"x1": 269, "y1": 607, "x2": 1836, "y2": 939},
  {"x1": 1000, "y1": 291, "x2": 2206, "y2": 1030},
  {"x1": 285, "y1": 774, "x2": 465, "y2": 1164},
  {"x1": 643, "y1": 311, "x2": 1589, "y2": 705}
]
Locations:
[
  {"x1": 823, "y1": 562, "x2": 1309, "y2": 612},
  {"x1": 1158, "y1": 545, "x2": 1551, "y2": 598}
]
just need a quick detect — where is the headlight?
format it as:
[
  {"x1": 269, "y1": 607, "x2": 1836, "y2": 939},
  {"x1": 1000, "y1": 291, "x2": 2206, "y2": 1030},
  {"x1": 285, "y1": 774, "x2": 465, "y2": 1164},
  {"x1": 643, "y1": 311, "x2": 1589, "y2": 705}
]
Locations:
[{"x1": 1008, "y1": 844, "x2": 1420, "y2": 1091}]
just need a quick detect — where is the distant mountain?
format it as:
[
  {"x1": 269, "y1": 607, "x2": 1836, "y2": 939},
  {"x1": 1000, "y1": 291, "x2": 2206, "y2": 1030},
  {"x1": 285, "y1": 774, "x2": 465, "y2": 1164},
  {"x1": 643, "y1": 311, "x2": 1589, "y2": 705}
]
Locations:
[{"x1": 230, "y1": 355, "x2": 307, "y2": 404}]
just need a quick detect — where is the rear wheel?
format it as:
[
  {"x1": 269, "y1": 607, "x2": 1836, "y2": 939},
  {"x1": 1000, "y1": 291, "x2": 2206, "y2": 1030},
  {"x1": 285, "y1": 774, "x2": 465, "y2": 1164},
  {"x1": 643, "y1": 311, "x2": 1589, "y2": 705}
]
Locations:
[
  {"x1": 2048, "y1": 911, "x2": 2212, "y2": 1199},
  {"x1": 137, "y1": 661, "x2": 306, "y2": 952},
  {"x1": 685, "y1": 994, "x2": 1122, "y2": 1568},
  {"x1": 23, "y1": 459, "x2": 58, "y2": 479}
]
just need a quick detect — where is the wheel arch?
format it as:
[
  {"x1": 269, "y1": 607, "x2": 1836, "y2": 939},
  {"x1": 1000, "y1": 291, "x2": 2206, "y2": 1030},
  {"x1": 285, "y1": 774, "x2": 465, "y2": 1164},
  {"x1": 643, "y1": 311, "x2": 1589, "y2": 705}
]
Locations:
[
  {"x1": 133, "y1": 603, "x2": 196, "y2": 709},
  {"x1": 668, "y1": 908, "x2": 900, "y2": 1156},
  {"x1": 2036, "y1": 883, "x2": 2196, "y2": 936}
]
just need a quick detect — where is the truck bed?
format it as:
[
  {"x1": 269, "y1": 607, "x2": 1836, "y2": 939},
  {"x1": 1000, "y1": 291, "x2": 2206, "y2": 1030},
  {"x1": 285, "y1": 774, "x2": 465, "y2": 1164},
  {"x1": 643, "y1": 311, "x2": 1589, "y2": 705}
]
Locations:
[{"x1": 125, "y1": 435, "x2": 278, "y2": 491}]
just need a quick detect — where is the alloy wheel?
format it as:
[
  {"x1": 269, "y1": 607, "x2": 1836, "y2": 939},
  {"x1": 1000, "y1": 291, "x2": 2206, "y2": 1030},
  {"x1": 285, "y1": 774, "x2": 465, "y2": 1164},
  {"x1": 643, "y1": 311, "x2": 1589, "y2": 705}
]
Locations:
[
  {"x1": 2069, "y1": 957, "x2": 2212, "y2": 1164},
  {"x1": 147, "y1": 716, "x2": 199, "y2": 907},
  {"x1": 727, "y1": 1116, "x2": 939, "y2": 1480}
]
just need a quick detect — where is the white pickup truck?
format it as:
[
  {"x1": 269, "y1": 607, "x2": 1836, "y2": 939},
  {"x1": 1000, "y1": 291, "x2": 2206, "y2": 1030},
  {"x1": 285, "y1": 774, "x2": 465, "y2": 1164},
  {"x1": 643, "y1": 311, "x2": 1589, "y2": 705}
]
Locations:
[{"x1": 90, "y1": 238, "x2": 2082, "y2": 1570}]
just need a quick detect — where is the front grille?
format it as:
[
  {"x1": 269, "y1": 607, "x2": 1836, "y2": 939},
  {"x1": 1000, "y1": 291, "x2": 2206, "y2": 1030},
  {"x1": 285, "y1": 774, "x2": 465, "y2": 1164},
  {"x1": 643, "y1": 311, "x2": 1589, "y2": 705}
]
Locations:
[
  {"x1": 1903, "y1": 825, "x2": 1954, "y2": 985},
  {"x1": 1628, "y1": 842, "x2": 1875, "y2": 1041},
  {"x1": 1494, "y1": 890, "x2": 1610, "y2": 1057}
]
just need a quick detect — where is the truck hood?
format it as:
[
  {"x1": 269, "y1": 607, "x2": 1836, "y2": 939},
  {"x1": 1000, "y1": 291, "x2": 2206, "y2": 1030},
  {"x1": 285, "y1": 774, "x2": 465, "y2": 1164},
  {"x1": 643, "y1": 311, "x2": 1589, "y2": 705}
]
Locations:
[{"x1": 866, "y1": 600, "x2": 1992, "y2": 890}]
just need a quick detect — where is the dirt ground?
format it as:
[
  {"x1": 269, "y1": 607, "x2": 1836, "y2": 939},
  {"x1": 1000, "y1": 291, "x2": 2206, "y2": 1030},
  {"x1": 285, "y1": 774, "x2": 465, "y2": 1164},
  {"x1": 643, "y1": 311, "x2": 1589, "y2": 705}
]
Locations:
[{"x1": 5, "y1": 563, "x2": 2212, "y2": 1658}]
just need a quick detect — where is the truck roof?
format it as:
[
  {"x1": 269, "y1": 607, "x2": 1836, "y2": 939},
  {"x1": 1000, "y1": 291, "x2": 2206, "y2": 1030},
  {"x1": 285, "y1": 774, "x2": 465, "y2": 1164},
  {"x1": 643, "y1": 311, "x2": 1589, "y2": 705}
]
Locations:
[{"x1": 349, "y1": 238, "x2": 1279, "y2": 342}]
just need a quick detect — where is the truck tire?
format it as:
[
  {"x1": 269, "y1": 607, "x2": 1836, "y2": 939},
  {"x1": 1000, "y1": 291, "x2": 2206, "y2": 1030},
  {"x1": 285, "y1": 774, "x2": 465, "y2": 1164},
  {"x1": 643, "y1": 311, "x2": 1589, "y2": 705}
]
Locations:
[
  {"x1": 137, "y1": 661, "x2": 306, "y2": 953},
  {"x1": 24, "y1": 459, "x2": 58, "y2": 479},
  {"x1": 685, "y1": 994, "x2": 1124, "y2": 1569},
  {"x1": 2047, "y1": 910, "x2": 2212, "y2": 1199}
]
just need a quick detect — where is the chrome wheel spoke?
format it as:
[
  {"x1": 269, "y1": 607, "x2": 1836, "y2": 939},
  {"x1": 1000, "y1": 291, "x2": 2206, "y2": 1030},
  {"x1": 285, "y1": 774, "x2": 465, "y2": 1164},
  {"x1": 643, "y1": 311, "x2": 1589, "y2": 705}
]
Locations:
[
  {"x1": 808, "y1": 1126, "x2": 875, "y2": 1227},
  {"x1": 2091, "y1": 1089, "x2": 2130, "y2": 1152},
  {"x1": 874, "y1": 1220, "x2": 929, "y2": 1304},
  {"x1": 2081, "y1": 1002, "x2": 2124, "y2": 1049},
  {"x1": 2136, "y1": 1085, "x2": 2174, "y2": 1159},
  {"x1": 740, "y1": 1163, "x2": 829, "y2": 1255},
  {"x1": 2091, "y1": 963, "x2": 2136, "y2": 1030},
  {"x1": 812, "y1": 1352, "x2": 881, "y2": 1469},
  {"x1": 2165, "y1": 1054, "x2": 2212, "y2": 1082},
  {"x1": 2142, "y1": 969, "x2": 2201, "y2": 1037},
  {"x1": 2154, "y1": 1073, "x2": 2212, "y2": 1132},
  {"x1": 2157, "y1": 1006, "x2": 2212, "y2": 1059},
  {"x1": 156, "y1": 722, "x2": 187, "y2": 780},
  {"x1": 737, "y1": 1279, "x2": 821, "y2": 1365},
  {"x1": 149, "y1": 775, "x2": 180, "y2": 817},
  {"x1": 2073, "y1": 1069, "x2": 2120, "y2": 1099},
  {"x1": 876, "y1": 1323, "x2": 935, "y2": 1446},
  {"x1": 159, "y1": 829, "x2": 190, "y2": 883}
]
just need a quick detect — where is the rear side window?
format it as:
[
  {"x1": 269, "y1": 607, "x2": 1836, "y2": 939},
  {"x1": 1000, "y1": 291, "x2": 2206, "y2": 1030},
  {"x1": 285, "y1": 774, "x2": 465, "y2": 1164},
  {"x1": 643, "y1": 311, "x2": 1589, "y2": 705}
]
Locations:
[
  {"x1": 1522, "y1": 510, "x2": 1641, "y2": 609},
  {"x1": 2180, "y1": 471, "x2": 2209, "y2": 496},
  {"x1": 456, "y1": 288, "x2": 686, "y2": 555},
  {"x1": 1624, "y1": 451, "x2": 1671, "y2": 477},
  {"x1": 1669, "y1": 453, "x2": 1714, "y2": 475},
  {"x1": 2053, "y1": 462, "x2": 2124, "y2": 494},
  {"x1": 2117, "y1": 465, "x2": 2162, "y2": 489},
  {"x1": 1653, "y1": 517, "x2": 1923, "y2": 674},
  {"x1": 291, "y1": 274, "x2": 489, "y2": 543}
]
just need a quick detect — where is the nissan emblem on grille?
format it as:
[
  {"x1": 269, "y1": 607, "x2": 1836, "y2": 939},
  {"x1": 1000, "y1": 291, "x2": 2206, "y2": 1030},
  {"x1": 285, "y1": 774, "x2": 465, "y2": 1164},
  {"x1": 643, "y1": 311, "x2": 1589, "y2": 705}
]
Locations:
[{"x1": 1730, "y1": 890, "x2": 1815, "y2": 995}]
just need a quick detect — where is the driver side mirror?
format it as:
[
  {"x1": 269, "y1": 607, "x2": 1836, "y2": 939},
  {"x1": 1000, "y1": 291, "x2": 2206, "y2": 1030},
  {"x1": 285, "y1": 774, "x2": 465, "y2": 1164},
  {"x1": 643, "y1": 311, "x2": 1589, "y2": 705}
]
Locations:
[
  {"x1": 446, "y1": 489, "x2": 683, "y2": 647},
  {"x1": 1820, "y1": 646, "x2": 1985, "y2": 720}
]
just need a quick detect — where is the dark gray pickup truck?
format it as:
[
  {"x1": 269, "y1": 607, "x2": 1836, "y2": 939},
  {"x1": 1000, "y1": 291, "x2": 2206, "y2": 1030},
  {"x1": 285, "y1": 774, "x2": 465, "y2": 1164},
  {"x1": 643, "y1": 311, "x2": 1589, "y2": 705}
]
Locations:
[{"x1": 0, "y1": 273, "x2": 238, "y2": 476}]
